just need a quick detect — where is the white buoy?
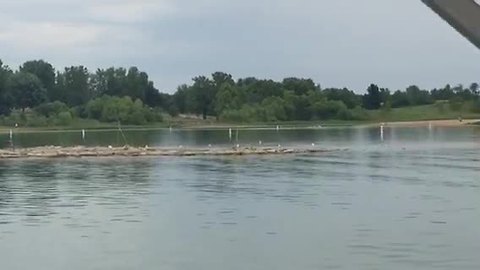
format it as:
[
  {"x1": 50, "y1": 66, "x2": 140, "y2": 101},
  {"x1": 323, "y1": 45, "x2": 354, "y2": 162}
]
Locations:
[
  {"x1": 312, "y1": 143, "x2": 315, "y2": 147},
  {"x1": 229, "y1": 128, "x2": 232, "y2": 140},
  {"x1": 81, "y1": 129, "x2": 86, "y2": 141},
  {"x1": 259, "y1": 140, "x2": 262, "y2": 145},
  {"x1": 276, "y1": 125, "x2": 280, "y2": 131},
  {"x1": 108, "y1": 145, "x2": 113, "y2": 149},
  {"x1": 208, "y1": 144, "x2": 212, "y2": 148}
]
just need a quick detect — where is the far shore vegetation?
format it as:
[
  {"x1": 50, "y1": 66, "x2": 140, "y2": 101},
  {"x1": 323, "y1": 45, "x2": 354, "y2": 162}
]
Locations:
[{"x1": 0, "y1": 59, "x2": 479, "y2": 129}]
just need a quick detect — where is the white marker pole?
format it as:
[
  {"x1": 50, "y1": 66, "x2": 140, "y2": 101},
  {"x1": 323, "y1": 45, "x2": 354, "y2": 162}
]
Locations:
[
  {"x1": 380, "y1": 124, "x2": 384, "y2": 141},
  {"x1": 229, "y1": 128, "x2": 232, "y2": 141},
  {"x1": 9, "y1": 129, "x2": 13, "y2": 149},
  {"x1": 82, "y1": 129, "x2": 86, "y2": 141}
]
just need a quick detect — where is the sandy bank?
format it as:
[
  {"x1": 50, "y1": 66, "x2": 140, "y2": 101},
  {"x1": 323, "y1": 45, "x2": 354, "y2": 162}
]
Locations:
[{"x1": 0, "y1": 146, "x2": 328, "y2": 159}]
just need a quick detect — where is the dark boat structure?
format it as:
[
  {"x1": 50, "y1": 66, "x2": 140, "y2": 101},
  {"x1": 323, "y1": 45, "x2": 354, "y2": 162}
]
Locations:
[{"x1": 422, "y1": 0, "x2": 480, "y2": 49}]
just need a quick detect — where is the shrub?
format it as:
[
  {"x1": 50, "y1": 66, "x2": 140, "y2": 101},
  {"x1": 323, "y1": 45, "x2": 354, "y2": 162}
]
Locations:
[
  {"x1": 85, "y1": 95, "x2": 162, "y2": 125},
  {"x1": 34, "y1": 101, "x2": 69, "y2": 117},
  {"x1": 55, "y1": 111, "x2": 73, "y2": 126},
  {"x1": 26, "y1": 115, "x2": 48, "y2": 127}
]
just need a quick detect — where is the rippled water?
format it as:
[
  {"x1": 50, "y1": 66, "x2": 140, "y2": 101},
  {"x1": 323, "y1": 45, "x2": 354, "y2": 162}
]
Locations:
[{"x1": 0, "y1": 126, "x2": 479, "y2": 270}]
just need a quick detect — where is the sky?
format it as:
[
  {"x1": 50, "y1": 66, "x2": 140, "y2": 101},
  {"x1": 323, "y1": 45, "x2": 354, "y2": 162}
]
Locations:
[{"x1": 0, "y1": 0, "x2": 479, "y2": 93}]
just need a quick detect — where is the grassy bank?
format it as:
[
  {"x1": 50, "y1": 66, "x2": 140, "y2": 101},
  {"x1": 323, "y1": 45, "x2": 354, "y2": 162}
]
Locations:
[
  {"x1": 368, "y1": 102, "x2": 480, "y2": 122},
  {"x1": 0, "y1": 102, "x2": 478, "y2": 133}
]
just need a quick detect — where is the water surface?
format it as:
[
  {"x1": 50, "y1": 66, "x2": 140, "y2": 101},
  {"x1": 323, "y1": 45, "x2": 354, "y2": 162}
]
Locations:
[{"x1": 0, "y1": 126, "x2": 479, "y2": 270}]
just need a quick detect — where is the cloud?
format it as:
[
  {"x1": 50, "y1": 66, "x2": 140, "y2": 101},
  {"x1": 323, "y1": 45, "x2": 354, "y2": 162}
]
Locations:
[
  {"x1": 0, "y1": 22, "x2": 105, "y2": 49},
  {"x1": 87, "y1": 0, "x2": 177, "y2": 23},
  {"x1": 0, "y1": 0, "x2": 479, "y2": 93}
]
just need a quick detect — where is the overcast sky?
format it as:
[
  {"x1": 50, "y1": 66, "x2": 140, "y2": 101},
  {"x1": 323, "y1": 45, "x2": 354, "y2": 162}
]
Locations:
[{"x1": 1, "y1": 0, "x2": 479, "y2": 93}]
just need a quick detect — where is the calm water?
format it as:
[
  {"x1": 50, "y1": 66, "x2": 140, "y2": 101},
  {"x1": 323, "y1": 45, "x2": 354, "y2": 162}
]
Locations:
[{"x1": 0, "y1": 126, "x2": 479, "y2": 270}]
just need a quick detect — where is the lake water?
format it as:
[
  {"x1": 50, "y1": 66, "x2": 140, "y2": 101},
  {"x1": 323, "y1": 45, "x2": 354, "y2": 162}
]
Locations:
[{"x1": 0, "y1": 126, "x2": 479, "y2": 270}]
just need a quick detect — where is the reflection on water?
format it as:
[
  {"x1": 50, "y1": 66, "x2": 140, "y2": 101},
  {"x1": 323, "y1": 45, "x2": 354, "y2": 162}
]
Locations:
[{"x1": 0, "y1": 126, "x2": 479, "y2": 270}]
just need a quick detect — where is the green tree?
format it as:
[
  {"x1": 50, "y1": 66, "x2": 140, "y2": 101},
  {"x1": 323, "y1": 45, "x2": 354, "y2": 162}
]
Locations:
[
  {"x1": 261, "y1": 96, "x2": 287, "y2": 121},
  {"x1": 283, "y1": 90, "x2": 312, "y2": 120},
  {"x1": 7, "y1": 72, "x2": 47, "y2": 111},
  {"x1": 431, "y1": 84, "x2": 455, "y2": 101},
  {"x1": 391, "y1": 90, "x2": 410, "y2": 108},
  {"x1": 187, "y1": 76, "x2": 215, "y2": 119},
  {"x1": 0, "y1": 60, "x2": 13, "y2": 114},
  {"x1": 34, "y1": 101, "x2": 69, "y2": 117},
  {"x1": 212, "y1": 72, "x2": 234, "y2": 88},
  {"x1": 362, "y1": 84, "x2": 382, "y2": 110},
  {"x1": 19, "y1": 60, "x2": 56, "y2": 101},
  {"x1": 57, "y1": 66, "x2": 91, "y2": 106},
  {"x1": 469, "y1": 82, "x2": 479, "y2": 95},
  {"x1": 173, "y1": 84, "x2": 189, "y2": 114},
  {"x1": 282, "y1": 78, "x2": 317, "y2": 96},
  {"x1": 323, "y1": 88, "x2": 360, "y2": 109},
  {"x1": 405, "y1": 85, "x2": 433, "y2": 105},
  {"x1": 215, "y1": 83, "x2": 245, "y2": 115}
]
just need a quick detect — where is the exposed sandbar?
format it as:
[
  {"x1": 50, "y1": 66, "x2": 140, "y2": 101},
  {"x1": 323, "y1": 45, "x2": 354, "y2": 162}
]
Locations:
[{"x1": 0, "y1": 146, "x2": 328, "y2": 159}]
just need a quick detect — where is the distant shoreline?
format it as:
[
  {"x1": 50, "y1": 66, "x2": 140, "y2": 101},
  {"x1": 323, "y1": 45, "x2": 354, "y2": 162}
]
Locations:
[{"x1": 0, "y1": 118, "x2": 478, "y2": 135}]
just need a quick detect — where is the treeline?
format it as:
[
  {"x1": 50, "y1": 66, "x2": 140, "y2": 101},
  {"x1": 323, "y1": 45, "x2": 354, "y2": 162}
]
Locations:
[
  {"x1": 168, "y1": 73, "x2": 480, "y2": 122},
  {"x1": 0, "y1": 59, "x2": 167, "y2": 125},
  {"x1": 0, "y1": 59, "x2": 479, "y2": 126}
]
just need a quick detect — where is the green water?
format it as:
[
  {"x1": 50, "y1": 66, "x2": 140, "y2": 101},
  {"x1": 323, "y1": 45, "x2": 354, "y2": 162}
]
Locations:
[{"x1": 0, "y1": 126, "x2": 479, "y2": 269}]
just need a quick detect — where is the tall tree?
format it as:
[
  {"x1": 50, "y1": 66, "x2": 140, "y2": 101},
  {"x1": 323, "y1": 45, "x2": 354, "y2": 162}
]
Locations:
[
  {"x1": 362, "y1": 84, "x2": 382, "y2": 110},
  {"x1": 405, "y1": 85, "x2": 432, "y2": 105},
  {"x1": 322, "y1": 88, "x2": 360, "y2": 109},
  {"x1": 19, "y1": 60, "x2": 55, "y2": 101},
  {"x1": 173, "y1": 84, "x2": 189, "y2": 114},
  {"x1": 282, "y1": 78, "x2": 317, "y2": 96},
  {"x1": 0, "y1": 60, "x2": 13, "y2": 114},
  {"x1": 212, "y1": 72, "x2": 234, "y2": 88},
  {"x1": 7, "y1": 72, "x2": 47, "y2": 111},
  {"x1": 58, "y1": 66, "x2": 91, "y2": 106},
  {"x1": 469, "y1": 82, "x2": 479, "y2": 95},
  {"x1": 126, "y1": 67, "x2": 150, "y2": 101},
  {"x1": 187, "y1": 76, "x2": 215, "y2": 119}
]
